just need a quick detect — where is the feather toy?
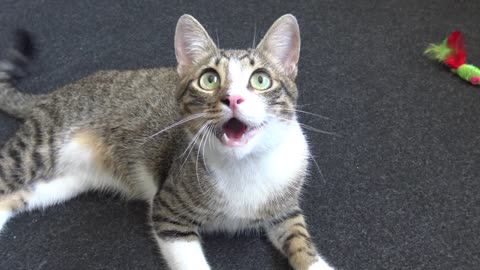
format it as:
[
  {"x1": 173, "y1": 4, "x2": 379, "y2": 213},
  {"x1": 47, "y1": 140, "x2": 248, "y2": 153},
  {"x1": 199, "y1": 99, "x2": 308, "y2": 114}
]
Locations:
[{"x1": 425, "y1": 31, "x2": 480, "y2": 85}]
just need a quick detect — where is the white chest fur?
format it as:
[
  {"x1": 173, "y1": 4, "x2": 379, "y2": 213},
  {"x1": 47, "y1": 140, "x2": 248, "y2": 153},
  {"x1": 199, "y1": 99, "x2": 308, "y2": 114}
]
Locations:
[{"x1": 204, "y1": 122, "x2": 308, "y2": 222}]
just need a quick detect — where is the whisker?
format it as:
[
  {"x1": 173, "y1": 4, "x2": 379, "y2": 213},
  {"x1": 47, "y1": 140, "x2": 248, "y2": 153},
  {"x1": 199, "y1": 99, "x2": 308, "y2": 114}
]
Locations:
[
  {"x1": 307, "y1": 152, "x2": 326, "y2": 184},
  {"x1": 178, "y1": 125, "x2": 202, "y2": 164},
  {"x1": 215, "y1": 28, "x2": 220, "y2": 48},
  {"x1": 177, "y1": 121, "x2": 210, "y2": 158},
  {"x1": 298, "y1": 123, "x2": 340, "y2": 137},
  {"x1": 207, "y1": 125, "x2": 214, "y2": 150},
  {"x1": 282, "y1": 108, "x2": 332, "y2": 121},
  {"x1": 270, "y1": 114, "x2": 339, "y2": 137},
  {"x1": 196, "y1": 129, "x2": 209, "y2": 193},
  {"x1": 252, "y1": 22, "x2": 257, "y2": 49},
  {"x1": 175, "y1": 121, "x2": 211, "y2": 182},
  {"x1": 202, "y1": 126, "x2": 214, "y2": 177},
  {"x1": 142, "y1": 113, "x2": 206, "y2": 143}
]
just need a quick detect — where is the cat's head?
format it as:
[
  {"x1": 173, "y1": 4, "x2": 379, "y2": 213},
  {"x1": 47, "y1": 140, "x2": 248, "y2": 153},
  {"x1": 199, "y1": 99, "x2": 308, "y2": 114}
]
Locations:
[{"x1": 175, "y1": 14, "x2": 301, "y2": 158}]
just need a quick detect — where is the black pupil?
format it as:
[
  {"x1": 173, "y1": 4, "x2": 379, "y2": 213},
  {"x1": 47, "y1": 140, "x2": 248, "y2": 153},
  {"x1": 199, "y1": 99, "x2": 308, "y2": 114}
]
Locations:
[
  {"x1": 257, "y1": 75, "x2": 263, "y2": 84},
  {"x1": 208, "y1": 74, "x2": 215, "y2": 84}
]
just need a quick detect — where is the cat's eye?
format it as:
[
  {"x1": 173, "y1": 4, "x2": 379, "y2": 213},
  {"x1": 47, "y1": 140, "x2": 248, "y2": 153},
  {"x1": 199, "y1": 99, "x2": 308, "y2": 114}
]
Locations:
[
  {"x1": 249, "y1": 71, "x2": 272, "y2": 90},
  {"x1": 199, "y1": 71, "x2": 220, "y2": 91}
]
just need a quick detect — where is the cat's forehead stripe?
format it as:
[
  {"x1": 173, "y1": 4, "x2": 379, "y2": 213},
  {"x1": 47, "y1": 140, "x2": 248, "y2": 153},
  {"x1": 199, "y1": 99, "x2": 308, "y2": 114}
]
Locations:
[
  {"x1": 238, "y1": 53, "x2": 249, "y2": 60},
  {"x1": 219, "y1": 51, "x2": 230, "y2": 59},
  {"x1": 237, "y1": 53, "x2": 255, "y2": 66}
]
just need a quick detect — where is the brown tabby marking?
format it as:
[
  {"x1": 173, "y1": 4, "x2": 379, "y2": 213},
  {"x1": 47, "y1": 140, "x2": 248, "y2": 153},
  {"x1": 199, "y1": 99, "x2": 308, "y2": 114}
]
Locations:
[{"x1": 268, "y1": 212, "x2": 321, "y2": 270}]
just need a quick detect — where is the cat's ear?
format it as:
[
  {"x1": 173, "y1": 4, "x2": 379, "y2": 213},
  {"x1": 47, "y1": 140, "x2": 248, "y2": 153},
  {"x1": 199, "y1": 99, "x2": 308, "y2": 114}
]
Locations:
[
  {"x1": 175, "y1": 15, "x2": 217, "y2": 76},
  {"x1": 256, "y1": 14, "x2": 300, "y2": 77}
]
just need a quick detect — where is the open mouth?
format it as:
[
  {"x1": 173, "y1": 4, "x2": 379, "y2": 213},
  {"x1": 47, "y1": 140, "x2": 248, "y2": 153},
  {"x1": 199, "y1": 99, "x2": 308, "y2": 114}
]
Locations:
[{"x1": 220, "y1": 118, "x2": 263, "y2": 147}]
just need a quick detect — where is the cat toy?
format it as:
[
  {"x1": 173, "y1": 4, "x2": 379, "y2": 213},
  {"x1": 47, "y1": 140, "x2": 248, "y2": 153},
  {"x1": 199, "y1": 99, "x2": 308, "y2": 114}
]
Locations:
[{"x1": 424, "y1": 31, "x2": 480, "y2": 85}]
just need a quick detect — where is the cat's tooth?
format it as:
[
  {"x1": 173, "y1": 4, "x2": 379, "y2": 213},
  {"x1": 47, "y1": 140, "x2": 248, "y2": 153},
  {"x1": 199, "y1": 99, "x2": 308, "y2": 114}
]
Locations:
[{"x1": 222, "y1": 133, "x2": 230, "y2": 143}]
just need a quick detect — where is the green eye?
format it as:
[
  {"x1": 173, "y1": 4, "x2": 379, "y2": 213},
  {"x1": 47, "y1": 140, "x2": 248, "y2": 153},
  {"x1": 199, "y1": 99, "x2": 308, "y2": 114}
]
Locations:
[
  {"x1": 250, "y1": 71, "x2": 272, "y2": 90},
  {"x1": 199, "y1": 71, "x2": 220, "y2": 91}
]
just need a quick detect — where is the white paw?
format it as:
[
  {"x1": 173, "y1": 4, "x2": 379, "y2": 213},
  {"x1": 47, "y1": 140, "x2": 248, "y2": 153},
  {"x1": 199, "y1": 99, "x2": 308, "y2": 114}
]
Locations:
[
  {"x1": 0, "y1": 210, "x2": 12, "y2": 232},
  {"x1": 308, "y1": 256, "x2": 335, "y2": 270},
  {"x1": 156, "y1": 237, "x2": 211, "y2": 270}
]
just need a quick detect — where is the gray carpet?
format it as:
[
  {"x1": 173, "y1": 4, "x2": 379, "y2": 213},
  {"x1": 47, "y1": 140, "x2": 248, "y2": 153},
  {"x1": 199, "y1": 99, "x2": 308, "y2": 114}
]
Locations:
[{"x1": 1, "y1": 0, "x2": 479, "y2": 269}]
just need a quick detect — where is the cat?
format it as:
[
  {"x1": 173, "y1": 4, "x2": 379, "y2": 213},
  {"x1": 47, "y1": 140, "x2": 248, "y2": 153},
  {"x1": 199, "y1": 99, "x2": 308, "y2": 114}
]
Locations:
[{"x1": 0, "y1": 14, "x2": 334, "y2": 270}]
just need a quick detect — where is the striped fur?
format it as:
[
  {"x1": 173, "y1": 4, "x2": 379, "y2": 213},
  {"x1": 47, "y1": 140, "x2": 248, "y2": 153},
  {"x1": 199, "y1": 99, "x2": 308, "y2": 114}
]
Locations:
[
  {"x1": 267, "y1": 210, "x2": 326, "y2": 270},
  {"x1": 0, "y1": 15, "x2": 334, "y2": 270}
]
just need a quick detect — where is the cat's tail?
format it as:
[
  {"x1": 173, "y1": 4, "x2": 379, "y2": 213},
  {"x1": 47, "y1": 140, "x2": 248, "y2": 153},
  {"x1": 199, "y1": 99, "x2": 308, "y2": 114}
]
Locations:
[{"x1": 0, "y1": 29, "x2": 41, "y2": 119}]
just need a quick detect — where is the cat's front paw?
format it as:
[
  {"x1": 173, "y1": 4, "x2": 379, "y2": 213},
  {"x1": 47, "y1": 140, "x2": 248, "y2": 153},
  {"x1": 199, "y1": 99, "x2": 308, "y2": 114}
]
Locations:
[
  {"x1": 0, "y1": 211, "x2": 12, "y2": 232},
  {"x1": 308, "y1": 257, "x2": 335, "y2": 270}
]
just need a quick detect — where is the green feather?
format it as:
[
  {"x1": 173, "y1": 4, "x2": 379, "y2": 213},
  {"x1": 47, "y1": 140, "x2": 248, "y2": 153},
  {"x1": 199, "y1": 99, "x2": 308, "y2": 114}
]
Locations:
[{"x1": 424, "y1": 39, "x2": 451, "y2": 62}]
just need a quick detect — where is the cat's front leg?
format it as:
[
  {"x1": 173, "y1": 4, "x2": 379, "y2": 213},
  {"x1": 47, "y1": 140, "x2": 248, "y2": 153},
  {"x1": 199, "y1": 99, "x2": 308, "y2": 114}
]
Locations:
[
  {"x1": 151, "y1": 199, "x2": 210, "y2": 270},
  {"x1": 154, "y1": 235, "x2": 210, "y2": 270},
  {"x1": 265, "y1": 209, "x2": 334, "y2": 270}
]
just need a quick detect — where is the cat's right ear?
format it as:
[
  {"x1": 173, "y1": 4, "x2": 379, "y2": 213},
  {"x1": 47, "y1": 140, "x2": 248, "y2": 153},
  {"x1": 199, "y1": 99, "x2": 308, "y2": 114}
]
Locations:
[
  {"x1": 175, "y1": 15, "x2": 217, "y2": 76},
  {"x1": 256, "y1": 14, "x2": 300, "y2": 78}
]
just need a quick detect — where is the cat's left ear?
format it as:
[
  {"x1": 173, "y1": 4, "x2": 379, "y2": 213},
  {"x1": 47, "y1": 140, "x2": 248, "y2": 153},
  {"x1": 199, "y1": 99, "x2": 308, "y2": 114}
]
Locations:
[
  {"x1": 256, "y1": 14, "x2": 300, "y2": 77},
  {"x1": 175, "y1": 15, "x2": 218, "y2": 76}
]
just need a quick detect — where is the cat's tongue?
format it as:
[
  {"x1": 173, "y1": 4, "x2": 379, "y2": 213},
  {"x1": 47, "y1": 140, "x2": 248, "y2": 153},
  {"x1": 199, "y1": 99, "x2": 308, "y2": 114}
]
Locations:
[{"x1": 223, "y1": 118, "x2": 247, "y2": 141}]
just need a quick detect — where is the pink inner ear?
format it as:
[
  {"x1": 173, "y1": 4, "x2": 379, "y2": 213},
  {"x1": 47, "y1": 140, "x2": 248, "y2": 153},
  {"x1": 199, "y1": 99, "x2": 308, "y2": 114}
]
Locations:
[
  {"x1": 257, "y1": 16, "x2": 300, "y2": 76},
  {"x1": 175, "y1": 41, "x2": 190, "y2": 66},
  {"x1": 277, "y1": 33, "x2": 300, "y2": 76},
  {"x1": 174, "y1": 15, "x2": 217, "y2": 76},
  {"x1": 175, "y1": 26, "x2": 199, "y2": 75}
]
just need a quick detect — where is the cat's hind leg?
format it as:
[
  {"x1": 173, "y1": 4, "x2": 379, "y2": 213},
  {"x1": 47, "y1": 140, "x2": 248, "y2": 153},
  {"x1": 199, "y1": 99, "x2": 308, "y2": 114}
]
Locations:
[
  {"x1": 0, "y1": 176, "x2": 91, "y2": 231},
  {"x1": 0, "y1": 122, "x2": 129, "y2": 233},
  {"x1": 0, "y1": 116, "x2": 63, "y2": 231}
]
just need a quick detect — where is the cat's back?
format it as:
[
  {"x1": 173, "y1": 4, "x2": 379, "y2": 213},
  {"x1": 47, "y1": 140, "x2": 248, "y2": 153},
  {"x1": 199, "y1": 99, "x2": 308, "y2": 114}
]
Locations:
[{"x1": 41, "y1": 67, "x2": 180, "y2": 127}]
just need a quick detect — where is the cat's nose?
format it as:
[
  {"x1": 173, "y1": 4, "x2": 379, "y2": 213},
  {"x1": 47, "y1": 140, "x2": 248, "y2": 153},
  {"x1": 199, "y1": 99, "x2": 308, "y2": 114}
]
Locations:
[{"x1": 221, "y1": 95, "x2": 245, "y2": 111}]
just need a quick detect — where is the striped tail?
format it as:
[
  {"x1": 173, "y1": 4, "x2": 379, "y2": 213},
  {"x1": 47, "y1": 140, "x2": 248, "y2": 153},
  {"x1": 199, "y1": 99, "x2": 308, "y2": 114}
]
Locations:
[{"x1": 0, "y1": 29, "x2": 41, "y2": 119}]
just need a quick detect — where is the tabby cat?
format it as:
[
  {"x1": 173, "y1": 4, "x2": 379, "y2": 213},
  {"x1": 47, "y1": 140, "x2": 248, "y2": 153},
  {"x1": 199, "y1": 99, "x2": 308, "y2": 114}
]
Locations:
[{"x1": 0, "y1": 14, "x2": 334, "y2": 270}]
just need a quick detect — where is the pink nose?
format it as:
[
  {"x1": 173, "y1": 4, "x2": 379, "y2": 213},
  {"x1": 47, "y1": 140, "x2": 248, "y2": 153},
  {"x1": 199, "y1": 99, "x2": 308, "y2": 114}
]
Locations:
[{"x1": 222, "y1": 95, "x2": 245, "y2": 110}]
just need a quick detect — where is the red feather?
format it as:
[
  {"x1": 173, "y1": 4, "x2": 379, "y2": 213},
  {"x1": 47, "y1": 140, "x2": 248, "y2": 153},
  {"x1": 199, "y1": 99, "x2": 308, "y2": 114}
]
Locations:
[
  {"x1": 447, "y1": 31, "x2": 465, "y2": 51},
  {"x1": 444, "y1": 31, "x2": 466, "y2": 69}
]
